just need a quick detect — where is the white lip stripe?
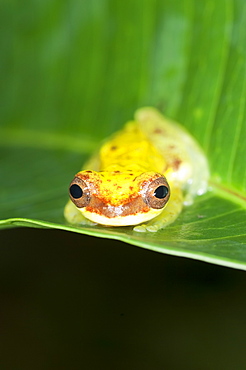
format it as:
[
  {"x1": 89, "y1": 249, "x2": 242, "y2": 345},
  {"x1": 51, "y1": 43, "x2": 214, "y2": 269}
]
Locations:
[{"x1": 80, "y1": 208, "x2": 163, "y2": 226}]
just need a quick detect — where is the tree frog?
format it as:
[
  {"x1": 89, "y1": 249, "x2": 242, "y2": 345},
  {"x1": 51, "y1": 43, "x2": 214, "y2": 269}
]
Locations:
[{"x1": 64, "y1": 107, "x2": 209, "y2": 232}]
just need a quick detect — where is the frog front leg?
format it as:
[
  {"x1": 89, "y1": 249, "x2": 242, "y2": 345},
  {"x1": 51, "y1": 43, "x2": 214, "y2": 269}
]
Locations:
[
  {"x1": 64, "y1": 200, "x2": 97, "y2": 227},
  {"x1": 133, "y1": 186, "x2": 183, "y2": 232}
]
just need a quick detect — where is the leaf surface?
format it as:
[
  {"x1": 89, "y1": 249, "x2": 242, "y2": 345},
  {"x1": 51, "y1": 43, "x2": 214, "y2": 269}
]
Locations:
[{"x1": 0, "y1": 0, "x2": 246, "y2": 269}]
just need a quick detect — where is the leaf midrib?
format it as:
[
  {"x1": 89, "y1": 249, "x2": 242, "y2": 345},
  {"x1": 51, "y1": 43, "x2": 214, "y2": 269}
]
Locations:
[{"x1": 209, "y1": 180, "x2": 246, "y2": 208}]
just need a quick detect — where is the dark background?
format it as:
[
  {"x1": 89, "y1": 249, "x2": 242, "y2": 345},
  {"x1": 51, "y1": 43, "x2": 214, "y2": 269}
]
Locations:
[
  {"x1": 1, "y1": 3, "x2": 246, "y2": 368},
  {"x1": 1, "y1": 228, "x2": 246, "y2": 370}
]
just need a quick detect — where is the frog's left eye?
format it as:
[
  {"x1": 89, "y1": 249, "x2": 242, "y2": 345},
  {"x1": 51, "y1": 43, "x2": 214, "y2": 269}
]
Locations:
[
  {"x1": 69, "y1": 176, "x2": 90, "y2": 208},
  {"x1": 154, "y1": 185, "x2": 169, "y2": 199},
  {"x1": 143, "y1": 177, "x2": 170, "y2": 209}
]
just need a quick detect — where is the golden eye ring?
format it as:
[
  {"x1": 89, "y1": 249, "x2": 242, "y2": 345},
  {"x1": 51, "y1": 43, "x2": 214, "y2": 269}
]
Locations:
[
  {"x1": 69, "y1": 176, "x2": 90, "y2": 208},
  {"x1": 143, "y1": 176, "x2": 170, "y2": 209}
]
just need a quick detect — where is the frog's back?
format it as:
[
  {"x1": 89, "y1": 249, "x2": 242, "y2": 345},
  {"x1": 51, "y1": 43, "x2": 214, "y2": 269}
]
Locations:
[
  {"x1": 65, "y1": 107, "x2": 209, "y2": 231},
  {"x1": 99, "y1": 121, "x2": 166, "y2": 173},
  {"x1": 134, "y1": 107, "x2": 209, "y2": 199}
]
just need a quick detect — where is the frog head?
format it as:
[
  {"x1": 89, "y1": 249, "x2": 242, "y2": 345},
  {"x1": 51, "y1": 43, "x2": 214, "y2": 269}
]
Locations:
[{"x1": 68, "y1": 170, "x2": 170, "y2": 226}]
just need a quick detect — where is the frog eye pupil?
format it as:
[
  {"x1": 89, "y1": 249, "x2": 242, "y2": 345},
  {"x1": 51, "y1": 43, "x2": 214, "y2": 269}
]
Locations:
[
  {"x1": 154, "y1": 185, "x2": 169, "y2": 199},
  {"x1": 70, "y1": 184, "x2": 83, "y2": 199}
]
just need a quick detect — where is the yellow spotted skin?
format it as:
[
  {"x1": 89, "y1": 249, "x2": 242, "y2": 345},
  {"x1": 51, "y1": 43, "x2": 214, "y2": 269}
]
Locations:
[
  {"x1": 64, "y1": 107, "x2": 209, "y2": 232},
  {"x1": 100, "y1": 122, "x2": 166, "y2": 173}
]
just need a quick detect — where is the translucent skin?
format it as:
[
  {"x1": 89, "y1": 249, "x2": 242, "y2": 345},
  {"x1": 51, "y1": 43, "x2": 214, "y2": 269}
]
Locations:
[{"x1": 64, "y1": 107, "x2": 209, "y2": 232}]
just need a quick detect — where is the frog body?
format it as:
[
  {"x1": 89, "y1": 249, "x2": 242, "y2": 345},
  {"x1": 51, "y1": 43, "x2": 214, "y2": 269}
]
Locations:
[{"x1": 64, "y1": 107, "x2": 209, "y2": 232}]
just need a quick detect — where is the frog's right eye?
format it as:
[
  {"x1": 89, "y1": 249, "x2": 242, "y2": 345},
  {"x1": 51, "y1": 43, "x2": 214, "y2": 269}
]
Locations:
[
  {"x1": 143, "y1": 176, "x2": 170, "y2": 209},
  {"x1": 69, "y1": 177, "x2": 90, "y2": 208}
]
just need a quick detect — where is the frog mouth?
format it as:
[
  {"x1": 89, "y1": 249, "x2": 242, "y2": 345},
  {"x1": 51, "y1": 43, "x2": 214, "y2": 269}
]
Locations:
[
  {"x1": 82, "y1": 202, "x2": 163, "y2": 226},
  {"x1": 84, "y1": 194, "x2": 150, "y2": 218}
]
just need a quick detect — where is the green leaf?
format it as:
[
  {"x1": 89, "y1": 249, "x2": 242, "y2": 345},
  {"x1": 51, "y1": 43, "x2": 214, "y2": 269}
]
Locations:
[{"x1": 1, "y1": 0, "x2": 246, "y2": 269}]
